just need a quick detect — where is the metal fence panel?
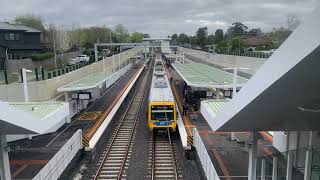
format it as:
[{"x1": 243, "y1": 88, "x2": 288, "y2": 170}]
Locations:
[{"x1": 193, "y1": 128, "x2": 220, "y2": 180}]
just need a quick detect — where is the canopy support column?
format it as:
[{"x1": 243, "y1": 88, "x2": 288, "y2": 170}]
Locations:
[
  {"x1": 261, "y1": 158, "x2": 266, "y2": 180},
  {"x1": 286, "y1": 151, "x2": 293, "y2": 180},
  {"x1": 272, "y1": 156, "x2": 278, "y2": 180},
  {"x1": 64, "y1": 92, "x2": 71, "y2": 123},
  {"x1": 248, "y1": 132, "x2": 258, "y2": 180},
  {"x1": 0, "y1": 135, "x2": 11, "y2": 180},
  {"x1": 304, "y1": 131, "x2": 313, "y2": 180}
]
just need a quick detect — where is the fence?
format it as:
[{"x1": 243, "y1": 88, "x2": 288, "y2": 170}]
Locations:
[
  {"x1": 32, "y1": 129, "x2": 83, "y2": 180},
  {"x1": 179, "y1": 47, "x2": 271, "y2": 59},
  {"x1": 193, "y1": 128, "x2": 220, "y2": 180},
  {"x1": 222, "y1": 51, "x2": 272, "y2": 58}
]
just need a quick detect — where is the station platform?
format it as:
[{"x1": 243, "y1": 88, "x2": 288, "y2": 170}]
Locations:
[
  {"x1": 4, "y1": 65, "x2": 142, "y2": 179},
  {"x1": 164, "y1": 58, "x2": 281, "y2": 179}
]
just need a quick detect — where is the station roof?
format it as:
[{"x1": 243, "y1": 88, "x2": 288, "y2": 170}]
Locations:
[
  {"x1": 143, "y1": 38, "x2": 171, "y2": 41},
  {"x1": 58, "y1": 72, "x2": 111, "y2": 92},
  {"x1": 201, "y1": 99, "x2": 229, "y2": 120},
  {"x1": 172, "y1": 63, "x2": 247, "y2": 89},
  {"x1": 207, "y1": 9, "x2": 320, "y2": 131},
  {"x1": 10, "y1": 102, "x2": 65, "y2": 120},
  {"x1": 0, "y1": 101, "x2": 68, "y2": 135}
]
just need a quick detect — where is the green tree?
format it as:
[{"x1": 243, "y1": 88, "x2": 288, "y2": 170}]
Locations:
[
  {"x1": 114, "y1": 24, "x2": 129, "y2": 43},
  {"x1": 131, "y1": 32, "x2": 144, "y2": 42},
  {"x1": 177, "y1": 33, "x2": 190, "y2": 45},
  {"x1": 171, "y1": 34, "x2": 178, "y2": 42},
  {"x1": 15, "y1": 14, "x2": 45, "y2": 32},
  {"x1": 230, "y1": 37, "x2": 246, "y2": 52},
  {"x1": 228, "y1": 22, "x2": 248, "y2": 35},
  {"x1": 214, "y1": 29, "x2": 224, "y2": 44},
  {"x1": 248, "y1": 28, "x2": 262, "y2": 36},
  {"x1": 207, "y1": 34, "x2": 215, "y2": 45},
  {"x1": 196, "y1": 27, "x2": 208, "y2": 48}
]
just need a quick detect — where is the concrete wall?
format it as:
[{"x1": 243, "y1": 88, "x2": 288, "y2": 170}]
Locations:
[
  {"x1": 0, "y1": 47, "x2": 143, "y2": 102},
  {"x1": 6, "y1": 51, "x2": 81, "y2": 72},
  {"x1": 178, "y1": 47, "x2": 267, "y2": 76}
]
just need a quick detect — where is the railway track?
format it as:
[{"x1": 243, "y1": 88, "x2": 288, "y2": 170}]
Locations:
[
  {"x1": 149, "y1": 129, "x2": 181, "y2": 180},
  {"x1": 93, "y1": 65, "x2": 150, "y2": 180}
]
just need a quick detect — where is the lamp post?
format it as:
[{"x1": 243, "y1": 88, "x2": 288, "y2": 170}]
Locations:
[
  {"x1": 22, "y1": 68, "x2": 33, "y2": 102},
  {"x1": 223, "y1": 67, "x2": 250, "y2": 141},
  {"x1": 53, "y1": 30, "x2": 57, "y2": 70}
]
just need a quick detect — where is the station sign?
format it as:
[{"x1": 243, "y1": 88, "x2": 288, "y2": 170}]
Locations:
[{"x1": 78, "y1": 92, "x2": 92, "y2": 100}]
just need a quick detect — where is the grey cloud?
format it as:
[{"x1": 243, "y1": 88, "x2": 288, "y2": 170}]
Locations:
[{"x1": 0, "y1": 0, "x2": 318, "y2": 37}]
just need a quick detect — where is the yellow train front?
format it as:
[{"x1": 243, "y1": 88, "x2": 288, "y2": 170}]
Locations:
[{"x1": 148, "y1": 58, "x2": 177, "y2": 132}]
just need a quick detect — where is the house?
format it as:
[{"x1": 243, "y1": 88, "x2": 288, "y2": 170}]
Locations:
[{"x1": 0, "y1": 22, "x2": 43, "y2": 69}]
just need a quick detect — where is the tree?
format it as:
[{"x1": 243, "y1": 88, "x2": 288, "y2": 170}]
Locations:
[
  {"x1": 214, "y1": 29, "x2": 224, "y2": 44},
  {"x1": 177, "y1": 33, "x2": 189, "y2": 45},
  {"x1": 55, "y1": 29, "x2": 70, "y2": 53},
  {"x1": 228, "y1": 22, "x2": 248, "y2": 35},
  {"x1": 171, "y1": 34, "x2": 178, "y2": 42},
  {"x1": 266, "y1": 27, "x2": 291, "y2": 48},
  {"x1": 196, "y1": 27, "x2": 208, "y2": 48},
  {"x1": 68, "y1": 26, "x2": 87, "y2": 48},
  {"x1": 15, "y1": 14, "x2": 45, "y2": 32},
  {"x1": 114, "y1": 24, "x2": 129, "y2": 43},
  {"x1": 207, "y1": 34, "x2": 215, "y2": 45},
  {"x1": 230, "y1": 37, "x2": 245, "y2": 52},
  {"x1": 248, "y1": 28, "x2": 262, "y2": 36},
  {"x1": 131, "y1": 32, "x2": 144, "y2": 43},
  {"x1": 286, "y1": 15, "x2": 300, "y2": 31}
]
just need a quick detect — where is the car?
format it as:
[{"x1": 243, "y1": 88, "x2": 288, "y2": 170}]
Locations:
[
  {"x1": 76, "y1": 54, "x2": 90, "y2": 62},
  {"x1": 67, "y1": 58, "x2": 81, "y2": 66}
]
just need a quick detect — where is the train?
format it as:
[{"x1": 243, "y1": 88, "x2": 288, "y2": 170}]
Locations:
[{"x1": 148, "y1": 58, "x2": 177, "y2": 132}]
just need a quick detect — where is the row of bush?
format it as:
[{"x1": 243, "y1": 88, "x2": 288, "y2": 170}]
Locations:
[{"x1": 31, "y1": 52, "x2": 54, "y2": 61}]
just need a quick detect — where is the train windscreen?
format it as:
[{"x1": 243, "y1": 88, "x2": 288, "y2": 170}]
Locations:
[{"x1": 151, "y1": 106, "x2": 174, "y2": 121}]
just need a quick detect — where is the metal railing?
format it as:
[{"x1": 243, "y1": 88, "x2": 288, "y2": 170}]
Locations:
[{"x1": 193, "y1": 128, "x2": 220, "y2": 180}]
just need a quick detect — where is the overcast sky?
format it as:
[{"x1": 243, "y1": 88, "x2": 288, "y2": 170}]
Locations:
[{"x1": 1, "y1": 0, "x2": 318, "y2": 37}]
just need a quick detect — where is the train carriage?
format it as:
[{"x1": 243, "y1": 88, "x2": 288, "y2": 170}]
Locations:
[{"x1": 148, "y1": 58, "x2": 177, "y2": 132}]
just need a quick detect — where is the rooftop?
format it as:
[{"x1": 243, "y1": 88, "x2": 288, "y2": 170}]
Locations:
[
  {"x1": 58, "y1": 72, "x2": 111, "y2": 92},
  {"x1": 0, "y1": 22, "x2": 41, "y2": 33},
  {"x1": 9, "y1": 102, "x2": 65, "y2": 120},
  {"x1": 0, "y1": 101, "x2": 68, "y2": 135},
  {"x1": 209, "y1": 9, "x2": 320, "y2": 131},
  {"x1": 172, "y1": 63, "x2": 248, "y2": 89}
]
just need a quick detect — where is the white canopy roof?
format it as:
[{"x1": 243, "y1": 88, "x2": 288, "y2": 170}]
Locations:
[
  {"x1": 0, "y1": 101, "x2": 69, "y2": 135},
  {"x1": 206, "y1": 8, "x2": 320, "y2": 131}
]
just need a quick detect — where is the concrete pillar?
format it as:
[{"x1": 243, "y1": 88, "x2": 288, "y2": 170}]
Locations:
[
  {"x1": 183, "y1": 52, "x2": 185, "y2": 64},
  {"x1": 272, "y1": 156, "x2": 278, "y2": 180},
  {"x1": 118, "y1": 54, "x2": 121, "y2": 70},
  {"x1": 112, "y1": 55, "x2": 115, "y2": 72},
  {"x1": 248, "y1": 132, "x2": 258, "y2": 180},
  {"x1": 94, "y1": 44, "x2": 98, "y2": 62},
  {"x1": 103, "y1": 58, "x2": 106, "y2": 73},
  {"x1": 216, "y1": 89, "x2": 220, "y2": 99},
  {"x1": 0, "y1": 135, "x2": 11, "y2": 180},
  {"x1": 261, "y1": 158, "x2": 266, "y2": 180},
  {"x1": 64, "y1": 92, "x2": 71, "y2": 123},
  {"x1": 304, "y1": 131, "x2": 313, "y2": 180},
  {"x1": 286, "y1": 151, "x2": 293, "y2": 180},
  {"x1": 22, "y1": 68, "x2": 29, "y2": 102}
]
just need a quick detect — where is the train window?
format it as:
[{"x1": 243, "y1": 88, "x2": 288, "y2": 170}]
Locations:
[{"x1": 151, "y1": 106, "x2": 174, "y2": 121}]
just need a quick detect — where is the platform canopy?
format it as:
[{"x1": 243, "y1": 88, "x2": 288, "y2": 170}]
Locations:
[
  {"x1": 0, "y1": 101, "x2": 68, "y2": 134},
  {"x1": 207, "y1": 8, "x2": 320, "y2": 132},
  {"x1": 172, "y1": 63, "x2": 247, "y2": 89},
  {"x1": 201, "y1": 100, "x2": 229, "y2": 126},
  {"x1": 58, "y1": 72, "x2": 111, "y2": 92}
]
